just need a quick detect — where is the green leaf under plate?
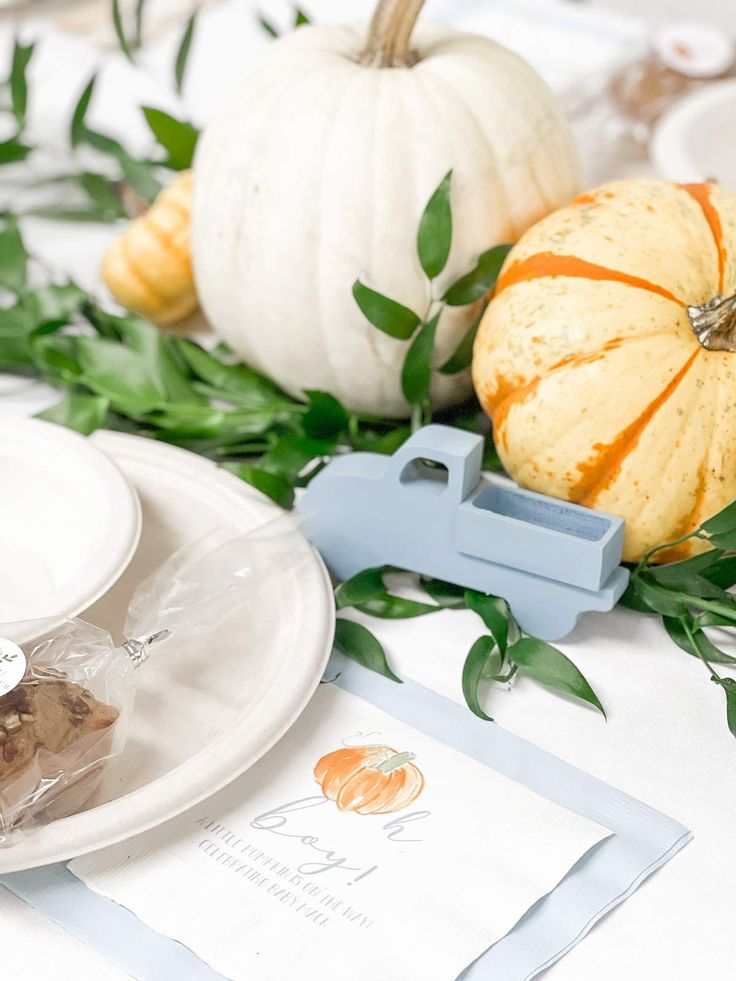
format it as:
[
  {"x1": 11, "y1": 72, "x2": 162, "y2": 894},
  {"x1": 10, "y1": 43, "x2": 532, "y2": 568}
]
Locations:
[
  {"x1": 417, "y1": 170, "x2": 452, "y2": 280},
  {"x1": 333, "y1": 619, "x2": 402, "y2": 683},
  {"x1": 335, "y1": 567, "x2": 390, "y2": 610},
  {"x1": 37, "y1": 393, "x2": 110, "y2": 435},
  {"x1": 222, "y1": 462, "x2": 295, "y2": 508}
]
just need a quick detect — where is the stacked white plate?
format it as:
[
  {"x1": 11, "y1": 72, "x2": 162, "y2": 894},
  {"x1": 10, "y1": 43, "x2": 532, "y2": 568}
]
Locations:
[{"x1": 0, "y1": 419, "x2": 334, "y2": 872}]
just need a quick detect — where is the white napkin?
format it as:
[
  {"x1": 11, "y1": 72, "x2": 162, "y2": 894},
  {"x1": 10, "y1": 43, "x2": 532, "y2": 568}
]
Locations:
[{"x1": 71, "y1": 684, "x2": 608, "y2": 981}]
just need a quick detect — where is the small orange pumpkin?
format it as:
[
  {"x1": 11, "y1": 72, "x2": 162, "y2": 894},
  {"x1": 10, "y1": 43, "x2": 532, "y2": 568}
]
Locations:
[{"x1": 314, "y1": 745, "x2": 424, "y2": 815}]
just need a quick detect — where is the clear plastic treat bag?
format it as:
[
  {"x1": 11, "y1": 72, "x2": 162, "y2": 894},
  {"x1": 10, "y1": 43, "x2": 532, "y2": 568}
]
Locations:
[{"x1": 0, "y1": 514, "x2": 311, "y2": 844}]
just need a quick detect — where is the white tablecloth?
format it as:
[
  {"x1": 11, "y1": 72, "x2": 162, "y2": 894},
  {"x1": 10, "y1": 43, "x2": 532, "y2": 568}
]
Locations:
[{"x1": 1, "y1": 2, "x2": 734, "y2": 979}]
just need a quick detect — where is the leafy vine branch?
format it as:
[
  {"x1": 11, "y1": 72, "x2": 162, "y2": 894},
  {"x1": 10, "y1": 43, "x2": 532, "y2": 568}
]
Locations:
[{"x1": 352, "y1": 169, "x2": 511, "y2": 430}]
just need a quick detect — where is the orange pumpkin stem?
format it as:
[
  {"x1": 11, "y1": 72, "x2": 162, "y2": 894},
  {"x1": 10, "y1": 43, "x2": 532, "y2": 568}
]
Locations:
[
  {"x1": 376, "y1": 750, "x2": 416, "y2": 773},
  {"x1": 361, "y1": 0, "x2": 425, "y2": 68}
]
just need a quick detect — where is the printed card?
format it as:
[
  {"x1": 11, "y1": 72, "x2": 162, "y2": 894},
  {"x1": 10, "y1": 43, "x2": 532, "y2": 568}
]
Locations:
[{"x1": 70, "y1": 685, "x2": 609, "y2": 981}]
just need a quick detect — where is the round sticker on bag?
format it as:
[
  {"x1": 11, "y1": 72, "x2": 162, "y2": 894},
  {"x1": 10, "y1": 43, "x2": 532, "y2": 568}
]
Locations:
[{"x1": 0, "y1": 638, "x2": 26, "y2": 696}]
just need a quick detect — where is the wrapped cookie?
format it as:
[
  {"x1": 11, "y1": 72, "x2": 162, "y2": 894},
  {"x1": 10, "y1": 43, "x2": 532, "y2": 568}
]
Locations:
[{"x1": 0, "y1": 515, "x2": 310, "y2": 842}]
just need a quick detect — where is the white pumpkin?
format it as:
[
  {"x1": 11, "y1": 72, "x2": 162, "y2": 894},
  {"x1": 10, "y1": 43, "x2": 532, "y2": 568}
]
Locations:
[{"x1": 193, "y1": 0, "x2": 580, "y2": 416}]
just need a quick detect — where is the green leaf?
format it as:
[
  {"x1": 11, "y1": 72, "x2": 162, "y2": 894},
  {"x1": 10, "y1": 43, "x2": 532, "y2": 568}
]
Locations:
[
  {"x1": 174, "y1": 9, "x2": 198, "y2": 94},
  {"x1": 701, "y1": 555, "x2": 736, "y2": 589},
  {"x1": 0, "y1": 304, "x2": 34, "y2": 368},
  {"x1": 294, "y1": 7, "x2": 310, "y2": 26},
  {"x1": 75, "y1": 335, "x2": 163, "y2": 409},
  {"x1": 222, "y1": 463, "x2": 295, "y2": 508},
  {"x1": 149, "y1": 405, "x2": 280, "y2": 438},
  {"x1": 352, "y1": 280, "x2": 420, "y2": 340},
  {"x1": 649, "y1": 550, "x2": 723, "y2": 587},
  {"x1": 177, "y1": 338, "x2": 285, "y2": 404},
  {"x1": 507, "y1": 637, "x2": 606, "y2": 717},
  {"x1": 464, "y1": 590, "x2": 509, "y2": 654},
  {"x1": 32, "y1": 335, "x2": 83, "y2": 383},
  {"x1": 333, "y1": 619, "x2": 401, "y2": 683},
  {"x1": 701, "y1": 500, "x2": 736, "y2": 537},
  {"x1": 23, "y1": 283, "x2": 87, "y2": 325},
  {"x1": 443, "y1": 244, "x2": 512, "y2": 306},
  {"x1": 439, "y1": 311, "x2": 481, "y2": 375},
  {"x1": 417, "y1": 170, "x2": 452, "y2": 280},
  {"x1": 112, "y1": 0, "x2": 135, "y2": 62},
  {"x1": 420, "y1": 576, "x2": 466, "y2": 609},
  {"x1": 663, "y1": 615, "x2": 736, "y2": 665},
  {"x1": 302, "y1": 389, "x2": 349, "y2": 438},
  {"x1": 70, "y1": 75, "x2": 95, "y2": 147},
  {"x1": 0, "y1": 217, "x2": 27, "y2": 293},
  {"x1": 119, "y1": 155, "x2": 162, "y2": 203},
  {"x1": 134, "y1": 0, "x2": 147, "y2": 48},
  {"x1": 705, "y1": 529, "x2": 736, "y2": 551},
  {"x1": 260, "y1": 433, "x2": 334, "y2": 478},
  {"x1": 716, "y1": 677, "x2": 736, "y2": 738},
  {"x1": 80, "y1": 172, "x2": 127, "y2": 219},
  {"x1": 461, "y1": 635, "x2": 496, "y2": 722},
  {"x1": 79, "y1": 127, "x2": 128, "y2": 160},
  {"x1": 401, "y1": 310, "x2": 438, "y2": 405},
  {"x1": 37, "y1": 393, "x2": 109, "y2": 435},
  {"x1": 25, "y1": 205, "x2": 123, "y2": 224},
  {"x1": 0, "y1": 139, "x2": 32, "y2": 165},
  {"x1": 335, "y1": 567, "x2": 389, "y2": 610},
  {"x1": 258, "y1": 15, "x2": 279, "y2": 38},
  {"x1": 354, "y1": 595, "x2": 439, "y2": 619},
  {"x1": 626, "y1": 575, "x2": 690, "y2": 618},
  {"x1": 112, "y1": 317, "x2": 204, "y2": 405},
  {"x1": 351, "y1": 426, "x2": 410, "y2": 455},
  {"x1": 142, "y1": 107, "x2": 199, "y2": 170},
  {"x1": 619, "y1": 576, "x2": 657, "y2": 613},
  {"x1": 9, "y1": 39, "x2": 35, "y2": 130}
]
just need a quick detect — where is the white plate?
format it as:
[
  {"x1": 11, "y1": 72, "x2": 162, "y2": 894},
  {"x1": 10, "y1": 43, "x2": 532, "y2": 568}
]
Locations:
[
  {"x1": 0, "y1": 431, "x2": 334, "y2": 872},
  {"x1": 0, "y1": 418, "x2": 141, "y2": 638},
  {"x1": 650, "y1": 79, "x2": 736, "y2": 189}
]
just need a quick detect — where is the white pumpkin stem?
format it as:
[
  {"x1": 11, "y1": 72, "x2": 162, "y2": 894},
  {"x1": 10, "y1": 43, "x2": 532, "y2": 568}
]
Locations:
[
  {"x1": 688, "y1": 291, "x2": 736, "y2": 351},
  {"x1": 377, "y1": 750, "x2": 416, "y2": 773},
  {"x1": 361, "y1": 0, "x2": 425, "y2": 68}
]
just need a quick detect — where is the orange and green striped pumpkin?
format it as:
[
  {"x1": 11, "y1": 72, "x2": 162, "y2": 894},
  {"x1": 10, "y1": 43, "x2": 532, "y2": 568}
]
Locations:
[{"x1": 472, "y1": 179, "x2": 736, "y2": 563}]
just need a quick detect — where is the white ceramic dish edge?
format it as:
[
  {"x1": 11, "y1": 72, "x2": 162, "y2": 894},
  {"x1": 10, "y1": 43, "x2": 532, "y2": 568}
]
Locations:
[{"x1": 0, "y1": 431, "x2": 335, "y2": 873}]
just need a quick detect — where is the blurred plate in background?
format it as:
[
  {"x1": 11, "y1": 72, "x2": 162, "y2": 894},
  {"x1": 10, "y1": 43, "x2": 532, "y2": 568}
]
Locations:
[{"x1": 651, "y1": 78, "x2": 736, "y2": 187}]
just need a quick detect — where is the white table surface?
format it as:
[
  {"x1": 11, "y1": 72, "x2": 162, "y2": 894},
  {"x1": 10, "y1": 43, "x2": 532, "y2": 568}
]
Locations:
[{"x1": 1, "y1": 2, "x2": 734, "y2": 979}]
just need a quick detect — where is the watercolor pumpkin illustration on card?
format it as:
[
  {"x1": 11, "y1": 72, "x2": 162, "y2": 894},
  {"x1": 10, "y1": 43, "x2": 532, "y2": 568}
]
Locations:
[{"x1": 314, "y1": 745, "x2": 424, "y2": 815}]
